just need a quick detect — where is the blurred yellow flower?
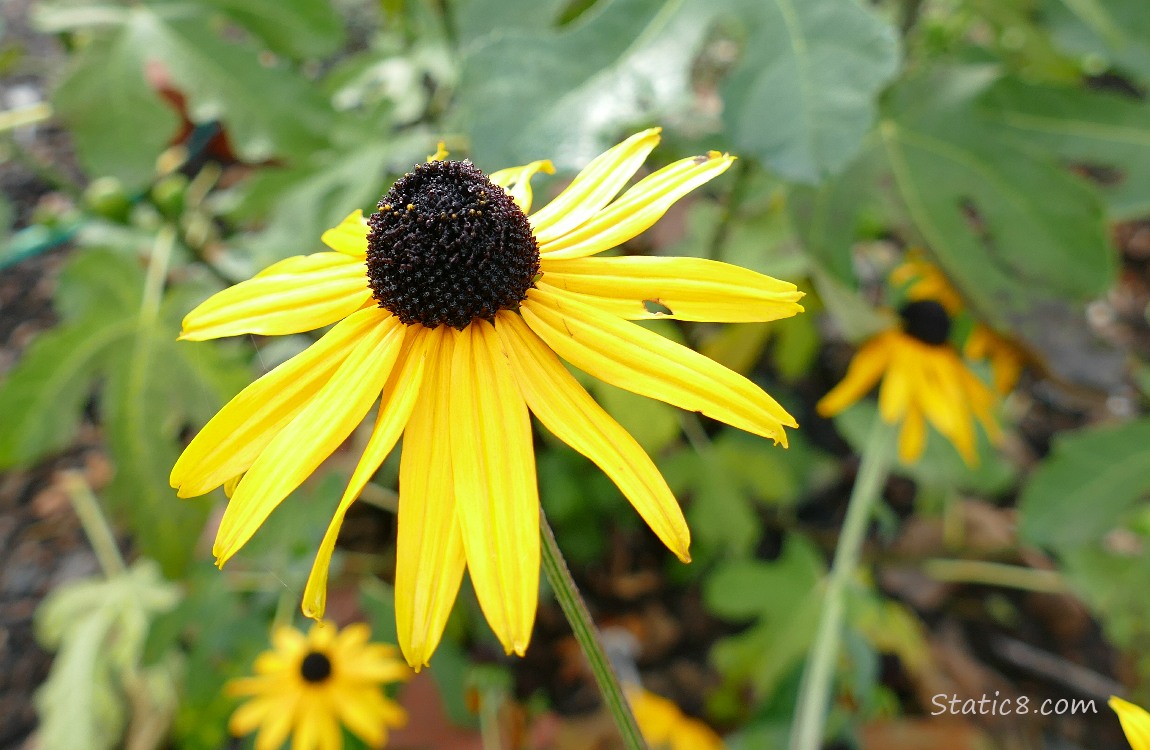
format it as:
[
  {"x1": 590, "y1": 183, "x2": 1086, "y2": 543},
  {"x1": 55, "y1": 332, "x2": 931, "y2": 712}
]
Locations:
[
  {"x1": 817, "y1": 300, "x2": 1000, "y2": 465},
  {"x1": 172, "y1": 129, "x2": 804, "y2": 667},
  {"x1": 629, "y1": 687, "x2": 725, "y2": 750},
  {"x1": 1112, "y1": 696, "x2": 1150, "y2": 750},
  {"x1": 227, "y1": 622, "x2": 409, "y2": 750},
  {"x1": 891, "y1": 250, "x2": 1025, "y2": 394}
]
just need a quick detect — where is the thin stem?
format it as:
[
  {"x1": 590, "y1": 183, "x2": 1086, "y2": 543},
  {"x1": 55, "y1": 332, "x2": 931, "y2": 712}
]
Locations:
[
  {"x1": 539, "y1": 510, "x2": 648, "y2": 750},
  {"x1": 61, "y1": 471, "x2": 126, "y2": 577},
  {"x1": 923, "y1": 559, "x2": 1068, "y2": 594},
  {"x1": 789, "y1": 417, "x2": 896, "y2": 750}
]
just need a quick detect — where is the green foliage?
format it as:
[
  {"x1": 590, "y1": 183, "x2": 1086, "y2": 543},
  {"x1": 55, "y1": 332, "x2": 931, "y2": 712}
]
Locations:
[
  {"x1": 704, "y1": 535, "x2": 824, "y2": 699},
  {"x1": 0, "y1": 248, "x2": 247, "y2": 575},
  {"x1": 34, "y1": 559, "x2": 181, "y2": 750},
  {"x1": 1019, "y1": 417, "x2": 1150, "y2": 549},
  {"x1": 719, "y1": 0, "x2": 900, "y2": 183}
]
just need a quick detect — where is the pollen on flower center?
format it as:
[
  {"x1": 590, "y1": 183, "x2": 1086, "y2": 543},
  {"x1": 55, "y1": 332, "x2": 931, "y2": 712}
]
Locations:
[
  {"x1": 365, "y1": 160, "x2": 540, "y2": 330},
  {"x1": 299, "y1": 651, "x2": 333, "y2": 683},
  {"x1": 899, "y1": 299, "x2": 951, "y2": 346}
]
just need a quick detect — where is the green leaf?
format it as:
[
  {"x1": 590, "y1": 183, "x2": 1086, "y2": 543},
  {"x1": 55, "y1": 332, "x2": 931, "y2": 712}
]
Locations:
[
  {"x1": 1019, "y1": 418, "x2": 1150, "y2": 549},
  {"x1": 703, "y1": 536, "x2": 822, "y2": 621},
  {"x1": 102, "y1": 332, "x2": 213, "y2": 577},
  {"x1": 234, "y1": 135, "x2": 428, "y2": 266},
  {"x1": 34, "y1": 560, "x2": 181, "y2": 750},
  {"x1": 200, "y1": 0, "x2": 345, "y2": 58},
  {"x1": 590, "y1": 380, "x2": 681, "y2": 454},
  {"x1": 1046, "y1": 0, "x2": 1150, "y2": 85},
  {"x1": 981, "y1": 77, "x2": 1150, "y2": 220},
  {"x1": 0, "y1": 320, "x2": 132, "y2": 469},
  {"x1": 134, "y1": 8, "x2": 332, "y2": 163},
  {"x1": 705, "y1": 536, "x2": 824, "y2": 698},
  {"x1": 52, "y1": 14, "x2": 180, "y2": 186},
  {"x1": 874, "y1": 66, "x2": 1116, "y2": 327},
  {"x1": 719, "y1": 0, "x2": 900, "y2": 183},
  {"x1": 457, "y1": 0, "x2": 713, "y2": 169}
]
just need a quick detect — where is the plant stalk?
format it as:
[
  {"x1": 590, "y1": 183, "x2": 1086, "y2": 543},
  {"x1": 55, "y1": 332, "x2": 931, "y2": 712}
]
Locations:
[
  {"x1": 789, "y1": 417, "x2": 896, "y2": 750},
  {"x1": 540, "y1": 509, "x2": 648, "y2": 750}
]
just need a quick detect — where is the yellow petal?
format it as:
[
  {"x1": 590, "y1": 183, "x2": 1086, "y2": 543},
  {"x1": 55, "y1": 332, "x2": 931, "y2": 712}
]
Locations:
[
  {"x1": 1112, "y1": 696, "x2": 1150, "y2": 750},
  {"x1": 228, "y1": 696, "x2": 278, "y2": 736},
  {"x1": 921, "y1": 350, "x2": 977, "y2": 465},
  {"x1": 539, "y1": 151, "x2": 734, "y2": 260},
  {"x1": 530, "y1": 128, "x2": 662, "y2": 243},
  {"x1": 179, "y1": 252, "x2": 371, "y2": 340},
  {"x1": 495, "y1": 311, "x2": 689, "y2": 561},
  {"x1": 395, "y1": 327, "x2": 466, "y2": 669},
  {"x1": 428, "y1": 140, "x2": 449, "y2": 162},
  {"x1": 171, "y1": 308, "x2": 386, "y2": 497},
  {"x1": 877, "y1": 341, "x2": 912, "y2": 424},
  {"x1": 320, "y1": 210, "x2": 370, "y2": 257},
  {"x1": 538, "y1": 255, "x2": 804, "y2": 322},
  {"x1": 253, "y1": 690, "x2": 298, "y2": 750},
  {"x1": 816, "y1": 333, "x2": 894, "y2": 418},
  {"x1": 898, "y1": 405, "x2": 926, "y2": 464},
  {"x1": 213, "y1": 311, "x2": 404, "y2": 566},
  {"x1": 333, "y1": 687, "x2": 388, "y2": 746},
  {"x1": 522, "y1": 286, "x2": 795, "y2": 445},
  {"x1": 302, "y1": 329, "x2": 430, "y2": 620},
  {"x1": 489, "y1": 159, "x2": 555, "y2": 214},
  {"x1": 450, "y1": 320, "x2": 539, "y2": 656}
]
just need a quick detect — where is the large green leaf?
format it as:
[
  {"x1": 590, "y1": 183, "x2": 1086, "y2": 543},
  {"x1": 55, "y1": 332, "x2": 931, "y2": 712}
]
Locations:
[
  {"x1": 457, "y1": 0, "x2": 713, "y2": 169},
  {"x1": 52, "y1": 13, "x2": 180, "y2": 187},
  {"x1": 1019, "y1": 418, "x2": 1150, "y2": 549},
  {"x1": 719, "y1": 0, "x2": 900, "y2": 183},
  {"x1": 981, "y1": 77, "x2": 1150, "y2": 220},
  {"x1": 1046, "y1": 0, "x2": 1150, "y2": 86},
  {"x1": 873, "y1": 67, "x2": 1116, "y2": 327},
  {"x1": 141, "y1": 11, "x2": 332, "y2": 162},
  {"x1": 0, "y1": 318, "x2": 132, "y2": 468},
  {"x1": 199, "y1": 0, "x2": 345, "y2": 59}
]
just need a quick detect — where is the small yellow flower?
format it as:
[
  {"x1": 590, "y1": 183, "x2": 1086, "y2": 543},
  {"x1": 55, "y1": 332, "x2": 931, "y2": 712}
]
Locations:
[
  {"x1": 629, "y1": 687, "x2": 725, "y2": 750},
  {"x1": 891, "y1": 250, "x2": 1025, "y2": 394},
  {"x1": 1112, "y1": 696, "x2": 1150, "y2": 750},
  {"x1": 227, "y1": 622, "x2": 409, "y2": 750},
  {"x1": 817, "y1": 300, "x2": 999, "y2": 465},
  {"x1": 171, "y1": 129, "x2": 804, "y2": 667}
]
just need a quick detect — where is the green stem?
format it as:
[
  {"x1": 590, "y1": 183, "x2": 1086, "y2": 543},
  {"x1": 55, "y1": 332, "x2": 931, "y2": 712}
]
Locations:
[
  {"x1": 62, "y1": 471, "x2": 126, "y2": 577},
  {"x1": 540, "y1": 510, "x2": 648, "y2": 750},
  {"x1": 789, "y1": 417, "x2": 896, "y2": 750},
  {"x1": 923, "y1": 559, "x2": 1067, "y2": 593}
]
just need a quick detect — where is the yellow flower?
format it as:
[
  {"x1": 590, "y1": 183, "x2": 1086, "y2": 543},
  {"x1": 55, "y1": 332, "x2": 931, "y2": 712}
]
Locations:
[
  {"x1": 891, "y1": 250, "x2": 1024, "y2": 394},
  {"x1": 1112, "y1": 696, "x2": 1150, "y2": 750},
  {"x1": 629, "y1": 687, "x2": 725, "y2": 750},
  {"x1": 964, "y1": 323, "x2": 1025, "y2": 395},
  {"x1": 817, "y1": 300, "x2": 999, "y2": 465},
  {"x1": 171, "y1": 129, "x2": 804, "y2": 667},
  {"x1": 889, "y1": 249, "x2": 963, "y2": 315},
  {"x1": 226, "y1": 622, "x2": 409, "y2": 750}
]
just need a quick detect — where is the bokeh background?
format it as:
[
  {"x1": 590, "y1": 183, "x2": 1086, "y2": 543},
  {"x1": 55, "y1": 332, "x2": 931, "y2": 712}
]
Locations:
[{"x1": 1, "y1": 0, "x2": 1150, "y2": 748}]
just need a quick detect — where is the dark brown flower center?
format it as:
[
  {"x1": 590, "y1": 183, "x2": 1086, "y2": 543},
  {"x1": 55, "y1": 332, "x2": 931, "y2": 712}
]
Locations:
[
  {"x1": 898, "y1": 300, "x2": 951, "y2": 346},
  {"x1": 365, "y1": 160, "x2": 540, "y2": 330},
  {"x1": 299, "y1": 651, "x2": 332, "y2": 683}
]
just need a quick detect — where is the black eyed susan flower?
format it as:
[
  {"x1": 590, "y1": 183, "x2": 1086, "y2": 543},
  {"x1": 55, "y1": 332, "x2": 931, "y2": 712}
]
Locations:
[
  {"x1": 1112, "y1": 696, "x2": 1150, "y2": 750},
  {"x1": 171, "y1": 129, "x2": 804, "y2": 667},
  {"x1": 816, "y1": 299, "x2": 1000, "y2": 466},
  {"x1": 226, "y1": 622, "x2": 409, "y2": 750},
  {"x1": 891, "y1": 250, "x2": 1026, "y2": 394}
]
